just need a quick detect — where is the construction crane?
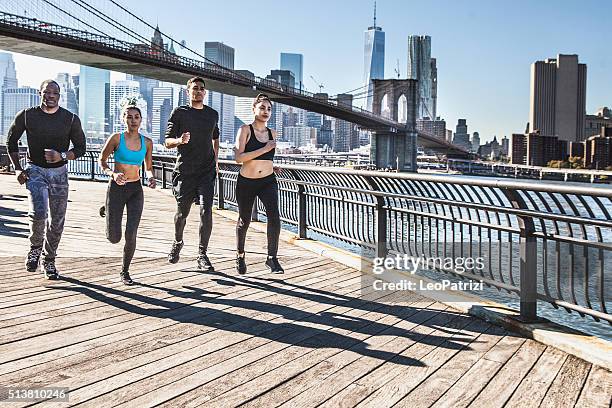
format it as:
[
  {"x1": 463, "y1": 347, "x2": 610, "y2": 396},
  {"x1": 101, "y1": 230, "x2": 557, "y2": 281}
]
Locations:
[{"x1": 310, "y1": 75, "x2": 324, "y2": 93}]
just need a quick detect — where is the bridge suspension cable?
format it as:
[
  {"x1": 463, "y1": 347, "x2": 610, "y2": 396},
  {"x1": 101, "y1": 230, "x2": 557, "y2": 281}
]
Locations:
[{"x1": 107, "y1": 0, "x2": 250, "y2": 81}]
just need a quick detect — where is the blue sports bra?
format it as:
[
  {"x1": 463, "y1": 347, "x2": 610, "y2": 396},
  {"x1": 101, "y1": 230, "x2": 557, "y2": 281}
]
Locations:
[{"x1": 114, "y1": 132, "x2": 146, "y2": 166}]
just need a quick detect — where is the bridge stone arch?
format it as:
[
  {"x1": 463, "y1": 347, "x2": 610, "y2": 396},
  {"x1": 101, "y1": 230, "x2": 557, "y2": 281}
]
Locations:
[
  {"x1": 372, "y1": 79, "x2": 418, "y2": 127},
  {"x1": 371, "y1": 79, "x2": 419, "y2": 172},
  {"x1": 397, "y1": 94, "x2": 408, "y2": 124}
]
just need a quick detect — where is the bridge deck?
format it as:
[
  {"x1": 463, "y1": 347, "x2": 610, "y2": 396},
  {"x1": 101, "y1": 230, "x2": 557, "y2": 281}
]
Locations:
[{"x1": 0, "y1": 176, "x2": 609, "y2": 407}]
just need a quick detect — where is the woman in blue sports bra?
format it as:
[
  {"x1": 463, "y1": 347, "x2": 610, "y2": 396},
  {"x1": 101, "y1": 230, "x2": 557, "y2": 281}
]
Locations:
[{"x1": 99, "y1": 104, "x2": 155, "y2": 285}]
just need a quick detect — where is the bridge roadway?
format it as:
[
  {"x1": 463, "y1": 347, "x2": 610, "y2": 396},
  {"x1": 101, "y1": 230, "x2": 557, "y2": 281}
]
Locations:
[
  {"x1": 0, "y1": 11, "x2": 468, "y2": 156},
  {"x1": 0, "y1": 176, "x2": 610, "y2": 407}
]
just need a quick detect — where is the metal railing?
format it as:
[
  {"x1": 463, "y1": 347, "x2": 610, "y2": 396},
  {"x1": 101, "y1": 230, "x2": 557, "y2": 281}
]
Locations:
[
  {"x1": 211, "y1": 162, "x2": 610, "y2": 325},
  {"x1": 3, "y1": 149, "x2": 610, "y2": 325}
]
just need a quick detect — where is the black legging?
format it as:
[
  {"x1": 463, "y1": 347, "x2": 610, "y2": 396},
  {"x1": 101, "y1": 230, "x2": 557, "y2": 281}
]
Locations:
[
  {"x1": 106, "y1": 180, "x2": 144, "y2": 273},
  {"x1": 236, "y1": 173, "x2": 281, "y2": 256},
  {"x1": 174, "y1": 200, "x2": 213, "y2": 254}
]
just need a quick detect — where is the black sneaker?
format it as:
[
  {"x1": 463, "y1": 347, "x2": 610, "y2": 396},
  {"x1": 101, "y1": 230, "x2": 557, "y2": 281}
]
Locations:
[
  {"x1": 265, "y1": 257, "x2": 284, "y2": 274},
  {"x1": 197, "y1": 253, "x2": 214, "y2": 271},
  {"x1": 25, "y1": 246, "x2": 42, "y2": 272},
  {"x1": 236, "y1": 254, "x2": 247, "y2": 275},
  {"x1": 168, "y1": 240, "x2": 183, "y2": 264},
  {"x1": 42, "y1": 260, "x2": 60, "y2": 280},
  {"x1": 99, "y1": 205, "x2": 106, "y2": 217},
  {"x1": 120, "y1": 271, "x2": 134, "y2": 285}
]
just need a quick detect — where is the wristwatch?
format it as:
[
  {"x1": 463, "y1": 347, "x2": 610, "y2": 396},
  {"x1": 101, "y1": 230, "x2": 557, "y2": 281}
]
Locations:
[{"x1": 60, "y1": 152, "x2": 67, "y2": 161}]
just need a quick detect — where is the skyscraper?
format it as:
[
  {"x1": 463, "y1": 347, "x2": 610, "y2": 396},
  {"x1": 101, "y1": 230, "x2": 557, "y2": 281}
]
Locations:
[
  {"x1": 2, "y1": 87, "x2": 39, "y2": 136},
  {"x1": 416, "y1": 117, "x2": 446, "y2": 140},
  {"x1": 280, "y1": 53, "x2": 304, "y2": 91},
  {"x1": 205, "y1": 42, "x2": 234, "y2": 70},
  {"x1": 79, "y1": 65, "x2": 110, "y2": 145},
  {"x1": 205, "y1": 42, "x2": 235, "y2": 143},
  {"x1": 234, "y1": 97, "x2": 253, "y2": 129},
  {"x1": 267, "y1": 70, "x2": 295, "y2": 89},
  {"x1": 55, "y1": 73, "x2": 78, "y2": 114},
  {"x1": 152, "y1": 86, "x2": 173, "y2": 143},
  {"x1": 529, "y1": 54, "x2": 587, "y2": 142},
  {"x1": 363, "y1": 2, "x2": 385, "y2": 111},
  {"x1": 471, "y1": 131, "x2": 480, "y2": 153},
  {"x1": 407, "y1": 35, "x2": 436, "y2": 120},
  {"x1": 110, "y1": 80, "x2": 142, "y2": 133},
  {"x1": 334, "y1": 94, "x2": 358, "y2": 152},
  {"x1": 453, "y1": 119, "x2": 471, "y2": 151},
  {"x1": 0, "y1": 52, "x2": 18, "y2": 135},
  {"x1": 126, "y1": 74, "x2": 158, "y2": 133}
]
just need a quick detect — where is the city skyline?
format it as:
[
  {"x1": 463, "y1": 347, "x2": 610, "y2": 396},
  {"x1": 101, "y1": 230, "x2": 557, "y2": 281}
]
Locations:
[{"x1": 2, "y1": 0, "x2": 610, "y2": 144}]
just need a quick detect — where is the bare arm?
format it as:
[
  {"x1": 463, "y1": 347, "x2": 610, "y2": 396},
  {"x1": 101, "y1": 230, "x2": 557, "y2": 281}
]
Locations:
[
  {"x1": 234, "y1": 125, "x2": 275, "y2": 164},
  {"x1": 145, "y1": 138, "x2": 156, "y2": 188},
  {"x1": 98, "y1": 134, "x2": 123, "y2": 183}
]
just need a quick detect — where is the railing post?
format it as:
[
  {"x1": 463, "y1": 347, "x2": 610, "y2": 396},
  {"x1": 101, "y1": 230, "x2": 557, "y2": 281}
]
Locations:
[
  {"x1": 90, "y1": 153, "x2": 95, "y2": 181},
  {"x1": 161, "y1": 162, "x2": 167, "y2": 189},
  {"x1": 217, "y1": 168, "x2": 225, "y2": 210},
  {"x1": 504, "y1": 189, "x2": 538, "y2": 322},
  {"x1": 288, "y1": 168, "x2": 307, "y2": 239},
  {"x1": 364, "y1": 176, "x2": 387, "y2": 258},
  {"x1": 376, "y1": 198, "x2": 388, "y2": 258},
  {"x1": 298, "y1": 183, "x2": 307, "y2": 239}
]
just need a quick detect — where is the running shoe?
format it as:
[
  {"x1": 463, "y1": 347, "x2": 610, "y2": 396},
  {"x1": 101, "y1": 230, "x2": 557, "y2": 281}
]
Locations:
[
  {"x1": 236, "y1": 254, "x2": 247, "y2": 275},
  {"x1": 42, "y1": 260, "x2": 60, "y2": 280},
  {"x1": 120, "y1": 271, "x2": 134, "y2": 285},
  {"x1": 265, "y1": 257, "x2": 284, "y2": 274},
  {"x1": 168, "y1": 240, "x2": 184, "y2": 264},
  {"x1": 25, "y1": 246, "x2": 42, "y2": 272},
  {"x1": 197, "y1": 253, "x2": 214, "y2": 271}
]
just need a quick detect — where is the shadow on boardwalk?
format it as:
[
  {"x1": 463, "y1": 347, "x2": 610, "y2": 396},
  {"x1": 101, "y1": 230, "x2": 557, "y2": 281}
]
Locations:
[{"x1": 55, "y1": 271, "x2": 481, "y2": 367}]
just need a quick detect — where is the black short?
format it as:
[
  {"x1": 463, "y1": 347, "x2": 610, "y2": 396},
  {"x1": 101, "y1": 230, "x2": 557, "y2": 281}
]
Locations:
[{"x1": 171, "y1": 170, "x2": 216, "y2": 208}]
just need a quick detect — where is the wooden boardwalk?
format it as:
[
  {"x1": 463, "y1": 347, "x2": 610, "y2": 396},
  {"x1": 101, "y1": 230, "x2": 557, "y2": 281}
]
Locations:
[{"x1": 0, "y1": 175, "x2": 610, "y2": 407}]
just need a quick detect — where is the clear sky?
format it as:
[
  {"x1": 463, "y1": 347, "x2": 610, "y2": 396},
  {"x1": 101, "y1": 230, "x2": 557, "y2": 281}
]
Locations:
[{"x1": 5, "y1": 0, "x2": 609, "y2": 143}]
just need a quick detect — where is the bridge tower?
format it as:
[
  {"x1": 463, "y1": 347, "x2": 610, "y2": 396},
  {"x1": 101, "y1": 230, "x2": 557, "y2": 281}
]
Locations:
[{"x1": 370, "y1": 79, "x2": 419, "y2": 171}]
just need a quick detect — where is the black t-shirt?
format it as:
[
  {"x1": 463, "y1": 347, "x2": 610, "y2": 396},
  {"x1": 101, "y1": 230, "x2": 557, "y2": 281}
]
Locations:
[
  {"x1": 165, "y1": 105, "x2": 219, "y2": 175},
  {"x1": 6, "y1": 106, "x2": 86, "y2": 168}
]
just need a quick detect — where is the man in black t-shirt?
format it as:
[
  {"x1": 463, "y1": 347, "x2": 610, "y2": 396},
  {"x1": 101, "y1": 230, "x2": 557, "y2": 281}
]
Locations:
[
  {"x1": 6, "y1": 80, "x2": 86, "y2": 279},
  {"x1": 165, "y1": 77, "x2": 220, "y2": 271}
]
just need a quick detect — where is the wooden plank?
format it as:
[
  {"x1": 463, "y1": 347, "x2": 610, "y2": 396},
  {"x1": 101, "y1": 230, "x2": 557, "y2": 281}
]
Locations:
[
  {"x1": 28, "y1": 271, "x2": 392, "y2": 406},
  {"x1": 504, "y1": 346, "x2": 568, "y2": 408},
  {"x1": 0, "y1": 259, "x2": 348, "y2": 378},
  {"x1": 392, "y1": 325, "x2": 507, "y2": 408},
  {"x1": 2, "y1": 265, "x2": 359, "y2": 388},
  {"x1": 167, "y1": 293, "x2": 423, "y2": 408},
  {"x1": 466, "y1": 339, "x2": 547, "y2": 407},
  {"x1": 280, "y1": 303, "x2": 455, "y2": 408},
  {"x1": 353, "y1": 318, "x2": 494, "y2": 408},
  {"x1": 247, "y1": 306, "x2": 489, "y2": 408},
  {"x1": 0, "y1": 256, "x2": 330, "y2": 335},
  {"x1": 575, "y1": 365, "x2": 612, "y2": 408},
  {"x1": 430, "y1": 335, "x2": 526, "y2": 408},
  {"x1": 539, "y1": 354, "x2": 592, "y2": 408},
  {"x1": 86, "y1": 291, "x2": 416, "y2": 408},
  {"x1": 317, "y1": 311, "x2": 475, "y2": 408}
]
